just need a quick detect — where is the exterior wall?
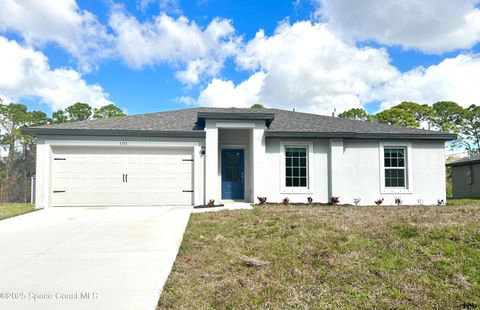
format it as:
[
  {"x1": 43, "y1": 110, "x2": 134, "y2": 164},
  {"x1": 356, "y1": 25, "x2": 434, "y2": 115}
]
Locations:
[
  {"x1": 34, "y1": 135, "x2": 205, "y2": 208},
  {"x1": 341, "y1": 139, "x2": 446, "y2": 205},
  {"x1": 34, "y1": 131, "x2": 448, "y2": 207},
  {"x1": 452, "y1": 163, "x2": 480, "y2": 198},
  {"x1": 260, "y1": 139, "x2": 330, "y2": 203},
  {"x1": 258, "y1": 138, "x2": 446, "y2": 205}
]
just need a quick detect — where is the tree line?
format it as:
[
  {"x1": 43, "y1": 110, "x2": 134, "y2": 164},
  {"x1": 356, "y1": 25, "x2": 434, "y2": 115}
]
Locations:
[
  {"x1": 0, "y1": 100, "x2": 125, "y2": 203},
  {"x1": 338, "y1": 101, "x2": 480, "y2": 155}
]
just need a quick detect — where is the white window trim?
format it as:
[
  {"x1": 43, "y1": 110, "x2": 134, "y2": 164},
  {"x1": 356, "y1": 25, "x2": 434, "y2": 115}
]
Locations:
[
  {"x1": 379, "y1": 142, "x2": 413, "y2": 194},
  {"x1": 280, "y1": 141, "x2": 314, "y2": 194}
]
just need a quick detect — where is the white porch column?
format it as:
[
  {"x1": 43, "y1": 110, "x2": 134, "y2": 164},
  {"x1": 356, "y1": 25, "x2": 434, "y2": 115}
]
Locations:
[
  {"x1": 251, "y1": 122, "x2": 266, "y2": 203},
  {"x1": 35, "y1": 140, "x2": 51, "y2": 209},
  {"x1": 328, "y1": 138, "x2": 344, "y2": 200},
  {"x1": 205, "y1": 121, "x2": 219, "y2": 203}
]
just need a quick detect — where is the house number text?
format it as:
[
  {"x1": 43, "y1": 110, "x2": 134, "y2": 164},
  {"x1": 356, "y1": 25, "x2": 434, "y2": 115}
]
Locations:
[{"x1": 120, "y1": 141, "x2": 128, "y2": 146}]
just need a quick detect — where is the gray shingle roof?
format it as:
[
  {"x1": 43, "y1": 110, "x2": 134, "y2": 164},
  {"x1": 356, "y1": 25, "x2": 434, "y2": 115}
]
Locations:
[
  {"x1": 448, "y1": 154, "x2": 480, "y2": 167},
  {"x1": 24, "y1": 107, "x2": 456, "y2": 140}
]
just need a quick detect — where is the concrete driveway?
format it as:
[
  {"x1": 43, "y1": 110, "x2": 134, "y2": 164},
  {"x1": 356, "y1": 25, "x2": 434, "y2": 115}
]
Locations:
[{"x1": 0, "y1": 206, "x2": 191, "y2": 310}]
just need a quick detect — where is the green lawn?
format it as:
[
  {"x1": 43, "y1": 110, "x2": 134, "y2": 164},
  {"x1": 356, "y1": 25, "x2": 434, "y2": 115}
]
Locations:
[
  {"x1": 159, "y1": 203, "x2": 480, "y2": 309},
  {"x1": 0, "y1": 203, "x2": 35, "y2": 221},
  {"x1": 447, "y1": 198, "x2": 480, "y2": 206}
]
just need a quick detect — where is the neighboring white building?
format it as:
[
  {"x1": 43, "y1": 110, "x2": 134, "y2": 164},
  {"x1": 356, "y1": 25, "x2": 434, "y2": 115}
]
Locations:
[{"x1": 25, "y1": 107, "x2": 456, "y2": 208}]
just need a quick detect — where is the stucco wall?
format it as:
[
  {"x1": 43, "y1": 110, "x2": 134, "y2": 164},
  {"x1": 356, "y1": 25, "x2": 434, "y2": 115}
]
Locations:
[
  {"x1": 258, "y1": 138, "x2": 446, "y2": 205},
  {"x1": 260, "y1": 139, "x2": 330, "y2": 203},
  {"x1": 35, "y1": 133, "x2": 447, "y2": 207},
  {"x1": 341, "y1": 139, "x2": 446, "y2": 205},
  {"x1": 452, "y1": 163, "x2": 480, "y2": 198}
]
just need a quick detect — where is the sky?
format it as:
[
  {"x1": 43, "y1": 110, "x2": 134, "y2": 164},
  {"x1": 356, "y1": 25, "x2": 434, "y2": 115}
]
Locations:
[{"x1": 0, "y1": 0, "x2": 479, "y2": 117}]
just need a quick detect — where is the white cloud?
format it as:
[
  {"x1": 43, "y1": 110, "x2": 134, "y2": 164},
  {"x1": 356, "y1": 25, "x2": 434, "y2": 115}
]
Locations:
[
  {"x1": 196, "y1": 21, "x2": 398, "y2": 114},
  {"x1": 196, "y1": 20, "x2": 480, "y2": 114},
  {"x1": 372, "y1": 54, "x2": 480, "y2": 110},
  {"x1": 0, "y1": 0, "x2": 113, "y2": 71},
  {"x1": 197, "y1": 72, "x2": 266, "y2": 107},
  {"x1": 0, "y1": 36, "x2": 112, "y2": 111},
  {"x1": 109, "y1": 8, "x2": 240, "y2": 85},
  {"x1": 316, "y1": 0, "x2": 480, "y2": 54}
]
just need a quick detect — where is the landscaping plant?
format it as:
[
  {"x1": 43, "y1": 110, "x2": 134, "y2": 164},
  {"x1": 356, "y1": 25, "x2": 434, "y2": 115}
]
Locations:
[
  {"x1": 330, "y1": 196, "x2": 340, "y2": 205},
  {"x1": 257, "y1": 197, "x2": 267, "y2": 205}
]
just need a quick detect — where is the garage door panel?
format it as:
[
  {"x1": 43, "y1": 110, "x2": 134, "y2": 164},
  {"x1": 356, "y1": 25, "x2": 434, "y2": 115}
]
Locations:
[
  {"x1": 124, "y1": 191, "x2": 143, "y2": 205},
  {"x1": 177, "y1": 178, "x2": 193, "y2": 188},
  {"x1": 90, "y1": 176, "x2": 112, "y2": 188},
  {"x1": 143, "y1": 163, "x2": 160, "y2": 173},
  {"x1": 142, "y1": 177, "x2": 162, "y2": 189},
  {"x1": 54, "y1": 163, "x2": 70, "y2": 173},
  {"x1": 70, "y1": 161, "x2": 88, "y2": 173},
  {"x1": 54, "y1": 176, "x2": 70, "y2": 188},
  {"x1": 52, "y1": 147, "x2": 194, "y2": 207},
  {"x1": 70, "y1": 178, "x2": 88, "y2": 189}
]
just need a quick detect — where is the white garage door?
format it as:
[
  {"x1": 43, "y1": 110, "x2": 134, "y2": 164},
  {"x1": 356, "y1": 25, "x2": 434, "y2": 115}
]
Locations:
[{"x1": 52, "y1": 147, "x2": 194, "y2": 206}]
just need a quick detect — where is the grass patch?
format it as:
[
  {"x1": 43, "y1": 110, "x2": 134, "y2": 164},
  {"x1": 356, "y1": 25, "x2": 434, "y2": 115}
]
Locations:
[
  {"x1": 159, "y1": 204, "x2": 480, "y2": 309},
  {"x1": 447, "y1": 198, "x2": 480, "y2": 206},
  {"x1": 0, "y1": 203, "x2": 35, "y2": 220}
]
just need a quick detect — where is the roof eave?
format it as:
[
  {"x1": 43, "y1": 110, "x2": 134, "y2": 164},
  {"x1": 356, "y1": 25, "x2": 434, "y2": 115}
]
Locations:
[
  {"x1": 447, "y1": 159, "x2": 480, "y2": 167},
  {"x1": 23, "y1": 128, "x2": 206, "y2": 138},
  {"x1": 23, "y1": 128, "x2": 457, "y2": 141},
  {"x1": 196, "y1": 111, "x2": 275, "y2": 126},
  {"x1": 266, "y1": 131, "x2": 457, "y2": 140}
]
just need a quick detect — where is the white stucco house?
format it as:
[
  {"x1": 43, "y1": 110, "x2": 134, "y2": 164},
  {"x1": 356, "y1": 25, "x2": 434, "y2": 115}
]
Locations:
[{"x1": 25, "y1": 107, "x2": 456, "y2": 208}]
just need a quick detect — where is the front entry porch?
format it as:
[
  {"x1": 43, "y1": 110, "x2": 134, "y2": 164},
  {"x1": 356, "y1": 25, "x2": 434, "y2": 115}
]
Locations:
[{"x1": 204, "y1": 118, "x2": 266, "y2": 205}]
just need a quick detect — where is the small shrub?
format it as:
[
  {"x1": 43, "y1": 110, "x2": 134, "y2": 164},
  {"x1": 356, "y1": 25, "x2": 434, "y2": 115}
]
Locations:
[
  {"x1": 330, "y1": 196, "x2": 340, "y2": 205},
  {"x1": 353, "y1": 198, "x2": 361, "y2": 206},
  {"x1": 395, "y1": 197, "x2": 402, "y2": 206},
  {"x1": 207, "y1": 199, "x2": 215, "y2": 207},
  {"x1": 307, "y1": 197, "x2": 313, "y2": 204},
  {"x1": 282, "y1": 197, "x2": 290, "y2": 205},
  {"x1": 257, "y1": 197, "x2": 267, "y2": 204},
  {"x1": 375, "y1": 198, "x2": 384, "y2": 205}
]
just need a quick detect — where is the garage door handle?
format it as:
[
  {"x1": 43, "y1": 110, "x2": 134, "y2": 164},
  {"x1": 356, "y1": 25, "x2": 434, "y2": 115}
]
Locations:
[
  {"x1": 122, "y1": 174, "x2": 125, "y2": 182},
  {"x1": 182, "y1": 190, "x2": 194, "y2": 192},
  {"x1": 125, "y1": 174, "x2": 128, "y2": 183}
]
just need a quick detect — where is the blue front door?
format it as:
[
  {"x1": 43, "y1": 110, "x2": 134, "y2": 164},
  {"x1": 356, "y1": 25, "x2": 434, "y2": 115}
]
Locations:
[{"x1": 222, "y1": 149, "x2": 244, "y2": 200}]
